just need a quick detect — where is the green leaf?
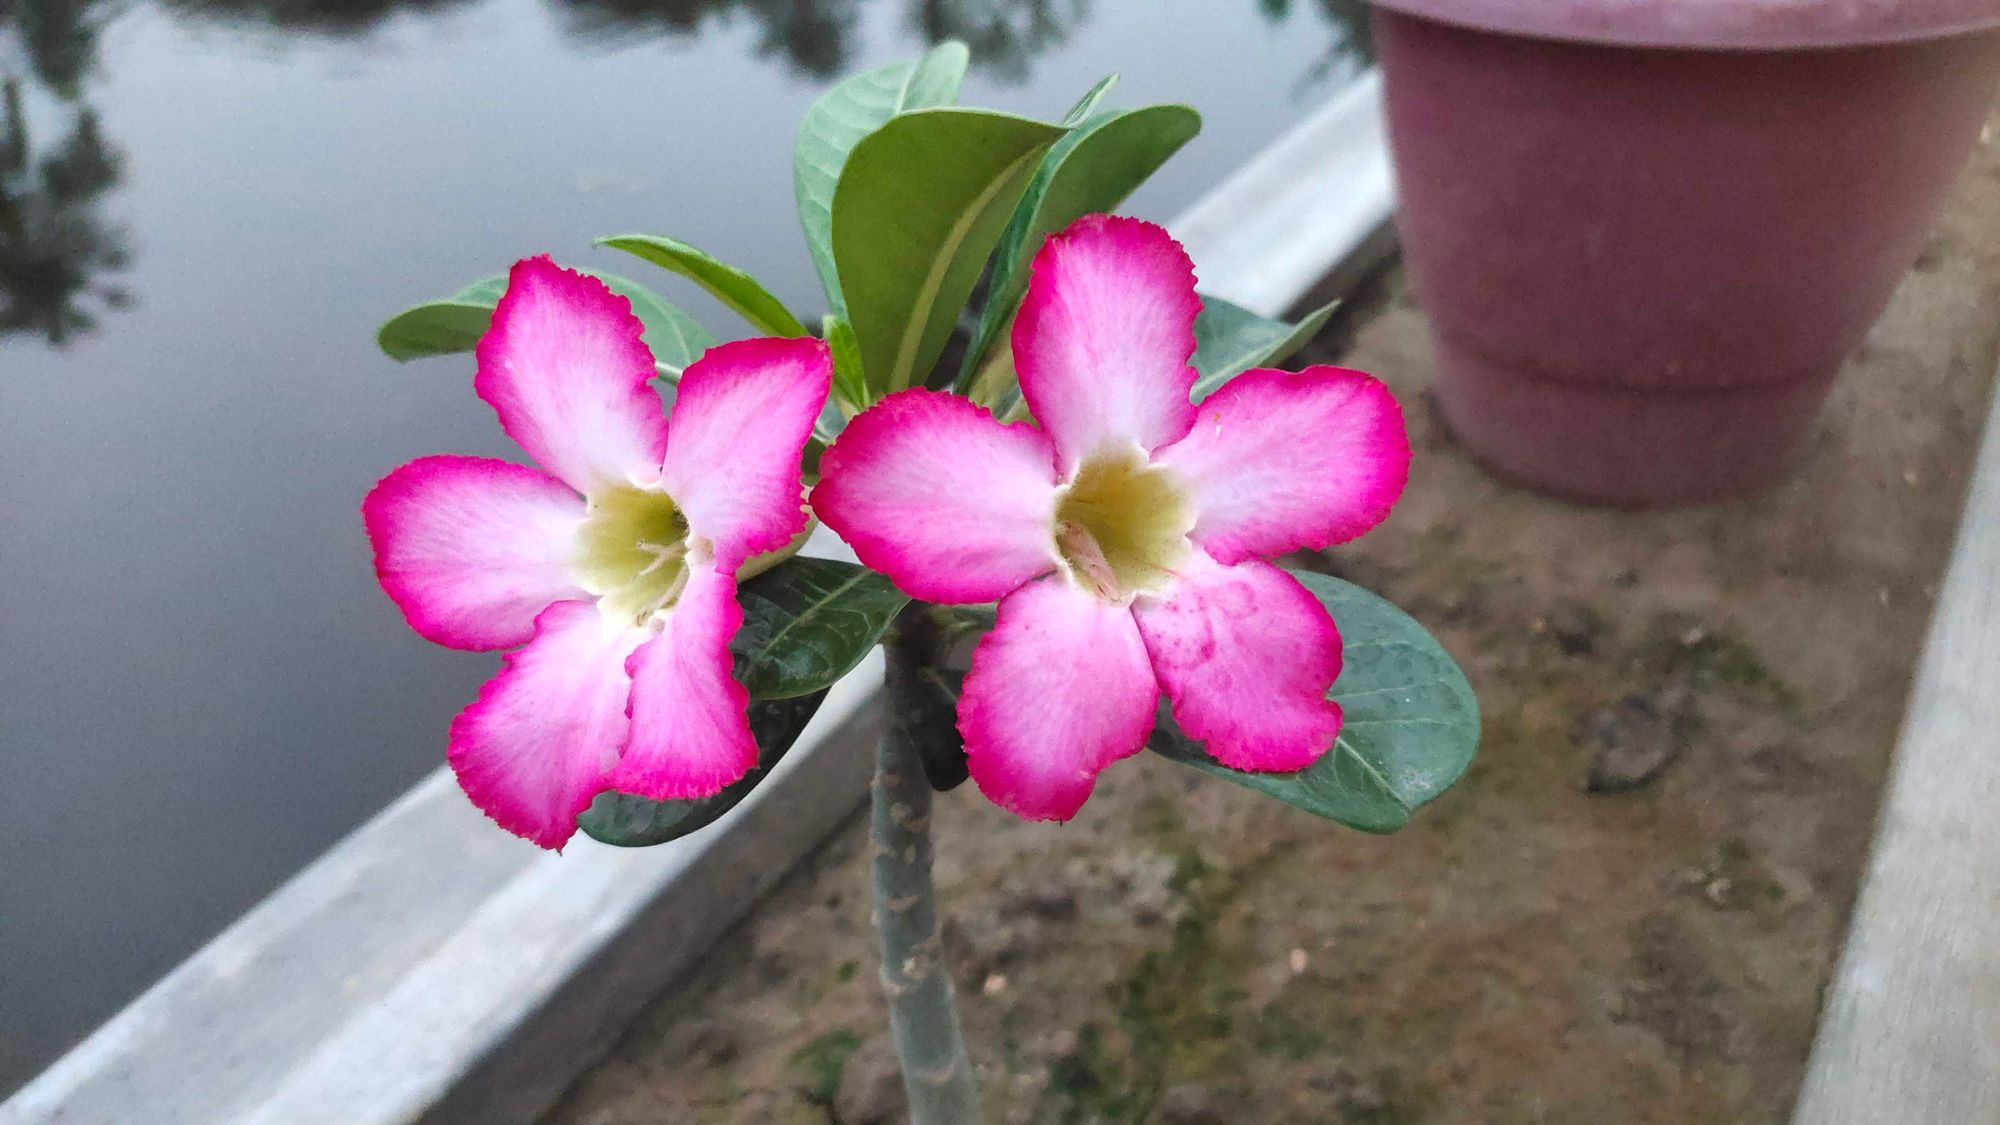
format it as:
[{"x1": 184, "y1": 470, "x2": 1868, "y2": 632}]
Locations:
[
  {"x1": 733, "y1": 556, "x2": 909, "y2": 699},
  {"x1": 1189, "y1": 296, "x2": 1337, "y2": 402},
  {"x1": 597, "y1": 234, "x2": 810, "y2": 339},
  {"x1": 794, "y1": 41, "x2": 970, "y2": 318},
  {"x1": 903, "y1": 39, "x2": 972, "y2": 108},
  {"x1": 1148, "y1": 569, "x2": 1479, "y2": 834},
  {"x1": 834, "y1": 108, "x2": 1063, "y2": 397},
  {"x1": 957, "y1": 104, "x2": 1201, "y2": 392},
  {"x1": 576, "y1": 690, "x2": 827, "y2": 847},
  {"x1": 822, "y1": 313, "x2": 867, "y2": 412},
  {"x1": 377, "y1": 268, "x2": 716, "y2": 378},
  {"x1": 1058, "y1": 74, "x2": 1119, "y2": 127}
]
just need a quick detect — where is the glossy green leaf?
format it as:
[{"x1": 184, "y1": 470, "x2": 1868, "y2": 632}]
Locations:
[
  {"x1": 576, "y1": 690, "x2": 827, "y2": 848},
  {"x1": 834, "y1": 108, "x2": 1063, "y2": 397},
  {"x1": 958, "y1": 104, "x2": 1201, "y2": 391},
  {"x1": 1189, "y1": 296, "x2": 1337, "y2": 402},
  {"x1": 822, "y1": 313, "x2": 866, "y2": 413},
  {"x1": 794, "y1": 41, "x2": 970, "y2": 317},
  {"x1": 597, "y1": 234, "x2": 810, "y2": 338},
  {"x1": 377, "y1": 268, "x2": 716, "y2": 378},
  {"x1": 1148, "y1": 569, "x2": 1479, "y2": 834},
  {"x1": 733, "y1": 556, "x2": 909, "y2": 699}
]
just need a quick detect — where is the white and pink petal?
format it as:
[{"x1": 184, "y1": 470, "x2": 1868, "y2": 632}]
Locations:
[
  {"x1": 447, "y1": 600, "x2": 646, "y2": 849},
  {"x1": 363, "y1": 454, "x2": 589, "y2": 651},
  {"x1": 957, "y1": 576, "x2": 1159, "y2": 821},
  {"x1": 1157, "y1": 366, "x2": 1409, "y2": 564},
  {"x1": 610, "y1": 560, "x2": 759, "y2": 801},
  {"x1": 475, "y1": 256, "x2": 668, "y2": 496},
  {"x1": 811, "y1": 389, "x2": 1061, "y2": 604},
  {"x1": 1135, "y1": 552, "x2": 1342, "y2": 773},
  {"x1": 659, "y1": 337, "x2": 831, "y2": 573},
  {"x1": 1013, "y1": 215, "x2": 1201, "y2": 473}
]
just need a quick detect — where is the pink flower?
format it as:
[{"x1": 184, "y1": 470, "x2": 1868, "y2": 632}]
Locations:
[
  {"x1": 812, "y1": 216, "x2": 1409, "y2": 821},
  {"x1": 364, "y1": 256, "x2": 831, "y2": 849}
]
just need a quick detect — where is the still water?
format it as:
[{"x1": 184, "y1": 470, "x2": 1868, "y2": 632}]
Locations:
[{"x1": 0, "y1": 0, "x2": 1365, "y2": 1092}]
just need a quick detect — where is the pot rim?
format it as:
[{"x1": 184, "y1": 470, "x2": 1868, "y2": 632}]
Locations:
[{"x1": 1371, "y1": 0, "x2": 2000, "y2": 51}]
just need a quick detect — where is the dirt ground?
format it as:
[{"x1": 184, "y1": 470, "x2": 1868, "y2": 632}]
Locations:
[{"x1": 545, "y1": 118, "x2": 2000, "y2": 1125}]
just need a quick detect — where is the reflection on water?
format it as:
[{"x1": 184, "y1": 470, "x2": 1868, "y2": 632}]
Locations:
[
  {"x1": 910, "y1": 0, "x2": 1086, "y2": 83},
  {"x1": 1260, "y1": 0, "x2": 1373, "y2": 94},
  {"x1": 0, "y1": 0, "x2": 1367, "y2": 1098},
  {"x1": 0, "y1": 80, "x2": 129, "y2": 345},
  {"x1": 0, "y1": 0, "x2": 1366, "y2": 350}
]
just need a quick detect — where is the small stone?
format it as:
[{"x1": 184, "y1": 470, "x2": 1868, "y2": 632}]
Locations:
[
  {"x1": 1581, "y1": 685, "x2": 1694, "y2": 794},
  {"x1": 983, "y1": 972, "x2": 1008, "y2": 996},
  {"x1": 1159, "y1": 1084, "x2": 1227, "y2": 1125},
  {"x1": 1543, "y1": 600, "x2": 1602, "y2": 655},
  {"x1": 1289, "y1": 948, "x2": 1309, "y2": 974},
  {"x1": 834, "y1": 1037, "x2": 906, "y2": 1125}
]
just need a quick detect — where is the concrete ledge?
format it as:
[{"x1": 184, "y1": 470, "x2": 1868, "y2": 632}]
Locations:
[
  {"x1": 1792, "y1": 370, "x2": 2000, "y2": 1124},
  {"x1": 2, "y1": 75, "x2": 1398, "y2": 1125}
]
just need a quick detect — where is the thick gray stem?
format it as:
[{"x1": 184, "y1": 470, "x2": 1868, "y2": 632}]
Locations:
[{"x1": 872, "y1": 627, "x2": 981, "y2": 1124}]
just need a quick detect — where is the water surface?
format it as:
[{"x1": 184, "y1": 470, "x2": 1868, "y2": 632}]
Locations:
[{"x1": 0, "y1": 0, "x2": 1365, "y2": 1092}]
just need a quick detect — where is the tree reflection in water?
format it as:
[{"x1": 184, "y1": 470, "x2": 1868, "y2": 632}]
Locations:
[
  {"x1": 0, "y1": 76, "x2": 130, "y2": 346},
  {"x1": 0, "y1": 0, "x2": 1368, "y2": 347},
  {"x1": 1258, "y1": 0, "x2": 1371, "y2": 91},
  {"x1": 908, "y1": 0, "x2": 1084, "y2": 83}
]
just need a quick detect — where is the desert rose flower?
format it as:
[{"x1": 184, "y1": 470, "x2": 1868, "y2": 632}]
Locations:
[
  {"x1": 364, "y1": 257, "x2": 831, "y2": 848},
  {"x1": 812, "y1": 215, "x2": 1409, "y2": 821}
]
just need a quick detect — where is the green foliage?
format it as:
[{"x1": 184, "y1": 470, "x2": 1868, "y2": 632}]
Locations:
[
  {"x1": 833, "y1": 108, "x2": 1063, "y2": 401},
  {"x1": 732, "y1": 556, "x2": 909, "y2": 699},
  {"x1": 821, "y1": 313, "x2": 866, "y2": 418},
  {"x1": 794, "y1": 41, "x2": 970, "y2": 319},
  {"x1": 376, "y1": 268, "x2": 714, "y2": 378},
  {"x1": 597, "y1": 234, "x2": 809, "y2": 338},
  {"x1": 959, "y1": 104, "x2": 1202, "y2": 391},
  {"x1": 1149, "y1": 569, "x2": 1479, "y2": 833},
  {"x1": 1189, "y1": 296, "x2": 1338, "y2": 402},
  {"x1": 576, "y1": 690, "x2": 827, "y2": 847}
]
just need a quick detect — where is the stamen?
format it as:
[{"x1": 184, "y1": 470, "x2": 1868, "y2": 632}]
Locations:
[
  {"x1": 631, "y1": 539, "x2": 688, "y2": 578},
  {"x1": 639, "y1": 564, "x2": 693, "y2": 621}
]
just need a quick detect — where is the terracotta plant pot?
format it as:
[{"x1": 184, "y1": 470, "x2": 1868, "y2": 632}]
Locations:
[{"x1": 1371, "y1": 0, "x2": 2000, "y2": 505}]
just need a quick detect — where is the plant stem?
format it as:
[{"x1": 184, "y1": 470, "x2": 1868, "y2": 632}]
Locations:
[{"x1": 872, "y1": 617, "x2": 981, "y2": 1124}]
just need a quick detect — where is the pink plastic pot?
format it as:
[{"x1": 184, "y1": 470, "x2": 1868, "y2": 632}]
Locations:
[{"x1": 1372, "y1": 0, "x2": 2000, "y2": 505}]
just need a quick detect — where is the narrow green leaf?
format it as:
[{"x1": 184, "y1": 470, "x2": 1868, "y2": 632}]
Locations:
[
  {"x1": 598, "y1": 234, "x2": 810, "y2": 339},
  {"x1": 822, "y1": 314, "x2": 867, "y2": 412},
  {"x1": 1189, "y1": 296, "x2": 1338, "y2": 402},
  {"x1": 834, "y1": 108, "x2": 1063, "y2": 397},
  {"x1": 376, "y1": 267, "x2": 716, "y2": 378},
  {"x1": 1148, "y1": 569, "x2": 1479, "y2": 833},
  {"x1": 956, "y1": 105, "x2": 1201, "y2": 391},
  {"x1": 1058, "y1": 74, "x2": 1119, "y2": 126},
  {"x1": 794, "y1": 41, "x2": 970, "y2": 318},
  {"x1": 733, "y1": 556, "x2": 909, "y2": 699},
  {"x1": 576, "y1": 691, "x2": 827, "y2": 848}
]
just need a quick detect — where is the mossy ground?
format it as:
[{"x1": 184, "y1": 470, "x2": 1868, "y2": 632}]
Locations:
[{"x1": 547, "y1": 118, "x2": 2000, "y2": 1125}]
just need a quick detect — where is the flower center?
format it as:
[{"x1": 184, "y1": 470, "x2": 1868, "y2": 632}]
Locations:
[
  {"x1": 1053, "y1": 447, "x2": 1194, "y2": 604},
  {"x1": 573, "y1": 485, "x2": 697, "y2": 626}
]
